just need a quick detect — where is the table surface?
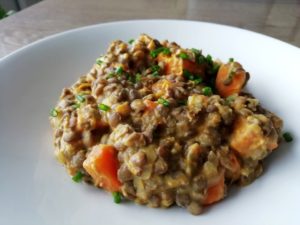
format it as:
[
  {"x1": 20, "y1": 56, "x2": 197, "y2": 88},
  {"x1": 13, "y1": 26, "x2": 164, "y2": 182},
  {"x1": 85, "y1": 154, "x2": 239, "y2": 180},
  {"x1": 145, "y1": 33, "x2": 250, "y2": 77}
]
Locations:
[{"x1": 0, "y1": 0, "x2": 299, "y2": 58}]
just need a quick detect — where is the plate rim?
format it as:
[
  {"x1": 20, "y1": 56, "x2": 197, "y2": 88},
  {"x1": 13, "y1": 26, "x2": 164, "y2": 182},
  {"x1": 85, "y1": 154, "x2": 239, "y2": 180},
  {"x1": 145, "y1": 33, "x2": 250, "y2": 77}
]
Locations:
[{"x1": 0, "y1": 19, "x2": 299, "y2": 63}]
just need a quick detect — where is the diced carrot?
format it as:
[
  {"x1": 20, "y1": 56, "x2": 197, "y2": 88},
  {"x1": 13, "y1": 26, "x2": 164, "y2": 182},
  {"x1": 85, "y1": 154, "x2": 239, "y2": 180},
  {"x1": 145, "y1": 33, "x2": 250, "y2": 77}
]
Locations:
[
  {"x1": 152, "y1": 79, "x2": 173, "y2": 98},
  {"x1": 203, "y1": 174, "x2": 225, "y2": 205},
  {"x1": 229, "y1": 116, "x2": 278, "y2": 160},
  {"x1": 144, "y1": 99, "x2": 158, "y2": 111},
  {"x1": 215, "y1": 62, "x2": 248, "y2": 97},
  {"x1": 83, "y1": 144, "x2": 121, "y2": 192},
  {"x1": 157, "y1": 53, "x2": 205, "y2": 76}
]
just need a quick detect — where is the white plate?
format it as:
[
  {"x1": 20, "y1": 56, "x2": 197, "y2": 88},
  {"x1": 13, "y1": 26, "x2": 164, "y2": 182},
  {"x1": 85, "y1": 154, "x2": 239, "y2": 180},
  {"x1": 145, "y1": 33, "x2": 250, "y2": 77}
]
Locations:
[{"x1": 0, "y1": 20, "x2": 299, "y2": 225}]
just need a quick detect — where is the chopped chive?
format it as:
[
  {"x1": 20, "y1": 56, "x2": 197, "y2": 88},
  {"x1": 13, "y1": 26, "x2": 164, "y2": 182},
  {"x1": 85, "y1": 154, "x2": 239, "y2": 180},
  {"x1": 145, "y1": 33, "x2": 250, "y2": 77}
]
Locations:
[
  {"x1": 76, "y1": 95, "x2": 85, "y2": 103},
  {"x1": 152, "y1": 71, "x2": 159, "y2": 77},
  {"x1": 225, "y1": 95, "x2": 236, "y2": 104},
  {"x1": 157, "y1": 98, "x2": 170, "y2": 107},
  {"x1": 128, "y1": 39, "x2": 134, "y2": 44},
  {"x1": 72, "y1": 171, "x2": 83, "y2": 183},
  {"x1": 72, "y1": 103, "x2": 81, "y2": 109},
  {"x1": 229, "y1": 58, "x2": 234, "y2": 62},
  {"x1": 50, "y1": 108, "x2": 58, "y2": 117},
  {"x1": 115, "y1": 66, "x2": 124, "y2": 75},
  {"x1": 178, "y1": 52, "x2": 189, "y2": 59},
  {"x1": 283, "y1": 132, "x2": 293, "y2": 142},
  {"x1": 209, "y1": 63, "x2": 220, "y2": 75},
  {"x1": 178, "y1": 99, "x2": 187, "y2": 106},
  {"x1": 183, "y1": 69, "x2": 203, "y2": 84},
  {"x1": 202, "y1": 87, "x2": 213, "y2": 96},
  {"x1": 128, "y1": 75, "x2": 136, "y2": 83},
  {"x1": 151, "y1": 65, "x2": 160, "y2": 72},
  {"x1": 191, "y1": 48, "x2": 201, "y2": 55},
  {"x1": 206, "y1": 54, "x2": 213, "y2": 65},
  {"x1": 98, "y1": 103, "x2": 110, "y2": 112},
  {"x1": 106, "y1": 72, "x2": 115, "y2": 79},
  {"x1": 197, "y1": 55, "x2": 206, "y2": 64},
  {"x1": 96, "y1": 58, "x2": 103, "y2": 65},
  {"x1": 112, "y1": 192, "x2": 122, "y2": 204},
  {"x1": 150, "y1": 47, "x2": 171, "y2": 58},
  {"x1": 135, "y1": 73, "x2": 142, "y2": 82},
  {"x1": 193, "y1": 77, "x2": 203, "y2": 84},
  {"x1": 162, "y1": 48, "x2": 171, "y2": 55},
  {"x1": 183, "y1": 69, "x2": 194, "y2": 80},
  {"x1": 151, "y1": 65, "x2": 161, "y2": 77}
]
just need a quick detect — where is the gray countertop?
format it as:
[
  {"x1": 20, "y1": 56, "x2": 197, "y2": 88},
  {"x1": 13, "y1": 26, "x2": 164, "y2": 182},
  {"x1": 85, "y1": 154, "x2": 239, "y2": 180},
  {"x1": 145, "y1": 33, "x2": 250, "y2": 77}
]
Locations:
[{"x1": 0, "y1": 0, "x2": 299, "y2": 58}]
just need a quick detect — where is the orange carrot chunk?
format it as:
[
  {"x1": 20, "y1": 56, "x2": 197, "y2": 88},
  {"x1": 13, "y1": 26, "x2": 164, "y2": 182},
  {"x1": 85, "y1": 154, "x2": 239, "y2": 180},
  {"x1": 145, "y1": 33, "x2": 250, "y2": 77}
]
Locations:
[
  {"x1": 83, "y1": 144, "x2": 121, "y2": 192},
  {"x1": 215, "y1": 62, "x2": 248, "y2": 97},
  {"x1": 157, "y1": 53, "x2": 205, "y2": 76},
  {"x1": 203, "y1": 175, "x2": 225, "y2": 205}
]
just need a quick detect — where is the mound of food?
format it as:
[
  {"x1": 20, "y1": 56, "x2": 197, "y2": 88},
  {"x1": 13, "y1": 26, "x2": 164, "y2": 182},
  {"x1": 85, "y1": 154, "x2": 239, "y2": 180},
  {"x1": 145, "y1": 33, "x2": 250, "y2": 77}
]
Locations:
[{"x1": 49, "y1": 34, "x2": 283, "y2": 214}]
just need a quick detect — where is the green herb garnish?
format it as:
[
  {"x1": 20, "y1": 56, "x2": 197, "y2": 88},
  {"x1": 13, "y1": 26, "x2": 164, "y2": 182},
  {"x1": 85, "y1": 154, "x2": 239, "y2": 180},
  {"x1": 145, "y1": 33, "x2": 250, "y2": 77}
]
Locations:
[
  {"x1": 206, "y1": 54, "x2": 213, "y2": 65},
  {"x1": 183, "y1": 69, "x2": 194, "y2": 80},
  {"x1": 178, "y1": 99, "x2": 187, "y2": 106},
  {"x1": 72, "y1": 103, "x2": 81, "y2": 109},
  {"x1": 112, "y1": 192, "x2": 122, "y2": 204},
  {"x1": 128, "y1": 39, "x2": 134, "y2": 44},
  {"x1": 106, "y1": 72, "x2": 115, "y2": 79},
  {"x1": 193, "y1": 77, "x2": 203, "y2": 84},
  {"x1": 229, "y1": 58, "x2": 234, "y2": 62},
  {"x1": 96, "y1": 58, "x2": 103, "y2": 65},
  {"x1": 50, "y1": 108, "x2": 58, "y2": 117},
  {"x1": 157, "y1": 98, "x2": 170, "y2": 107},
  {"x1": 191, "y1": 48, "x2": 201, "y2": 55},
  {"x1": 183, "y1": 69, "x2": 202, "y2": 84},
  {"x1": 76, "y1": 95, "x2": 85, "y2": 103},
  {"x1": 202, "y1": 87, "x2": 213, "y2": 96},
  {"x1": 151, "y1": 65, "x2": 161, "y2": 77},
  {"x1": 209, "y1": 63, "x2": 220, "y2": 75},
  {"x1": 178, "y1": 52, "x2": 189, "y2": 59},
  {"x1": 150, "y1": 47, "x2": 171, "y2": 58},
  {"x1": 72, "y1": 171, "x2": 83, "y2": 183},
  {"x1": 135, "y1": 73, "x2": 142, "y2": 82},
  {"x1": 225, "y1": 95, "x2": 236, "y2": 104},
  {"x1": 98, "y1": 103, "x2": 110, "y2": 112},
  {"x1": 283, "y1": 132, "x2": 293, "y2": 142},
  {"x1": 115, "y1": 66, "x2": 124, "y2": 75}
]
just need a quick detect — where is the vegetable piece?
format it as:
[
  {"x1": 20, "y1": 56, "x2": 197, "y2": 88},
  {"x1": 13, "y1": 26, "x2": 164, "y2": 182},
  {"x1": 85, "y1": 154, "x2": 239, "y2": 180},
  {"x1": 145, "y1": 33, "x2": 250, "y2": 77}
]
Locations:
[
  {"x1": 157, "y1": 53, "x2": 205, "y2": 76},
  {"x1": 152, "y1": 79, "x2": 173, "y2": 98},
  {"x1": 157, "y1": 98, "x2": 170, "y2": 107},
  {"x1": 72, "y1": 171, "x2": 84, "y2": 183},
  {"x1": 178, "y1": 52, "x2": 189, "y2": 59},
  {"x1": 202, "y1": 87, "x2": 213, "y2": 96},
  {"x1": 144, "y1": 99, "x2": 158, "y2": 111},
  {"x1": 50, "y1": 108, "x2": 58, "y2": 117},
  {"x1": 229, "y1": 115, "x2": 279, "y2": 160},
  {"x1": 135, "y1": 73, "x2": 142, "y2": 82},
  {"x1": 115, "y1": 66, "x2": 123, "y2": 75},
  {"x1": 112, "y1": 192, "x2": 122, "y2": 204},
  {"x1": 76, "y1": 95, "x2": 85, "y2": 103},
  {"x1": 215, "y1": 62, "x2": 248, "y2": 97},
  {"x1": 72, "y1": 103, "x2": 81, "y2": 109},
  {"x1": 150, "y1": 47, "x2": 171, "y2": 58},
  {"x1": 283, "y1": 132, "x2": 293, "y2": 142},
  {"x1": 128, "y1": 39, "x2": 134, "y2": 44},
  {"x1": 83, "y1": 144, "x2": 121, "y2": 192},
  {"x1": 98, "y1": 103, "x2": 110, "y2": 112},
  {"x1": 96, "y1": 58, "x2": 103, "y2": 65},
  {"x1": 151, "y1": 64, "x2": 161, "y2": 77},
  {"x1": 203, "y1": 174, "x2": 225, "y2": 205}
]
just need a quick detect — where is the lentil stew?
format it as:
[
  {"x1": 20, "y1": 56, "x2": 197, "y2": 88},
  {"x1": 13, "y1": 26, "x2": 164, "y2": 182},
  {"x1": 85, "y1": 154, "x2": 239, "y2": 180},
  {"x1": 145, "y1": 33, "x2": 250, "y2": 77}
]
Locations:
[{"x1": 49, "y1": 34, "x2": 283, "y2": 215}]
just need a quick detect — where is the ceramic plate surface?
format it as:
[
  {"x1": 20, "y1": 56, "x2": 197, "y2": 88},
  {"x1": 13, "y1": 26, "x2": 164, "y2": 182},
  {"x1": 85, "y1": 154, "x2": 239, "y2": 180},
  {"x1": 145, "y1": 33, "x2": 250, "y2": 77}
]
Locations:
[{"x1": 0, "y1": 20, "x2": 299, "y2": 225}]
